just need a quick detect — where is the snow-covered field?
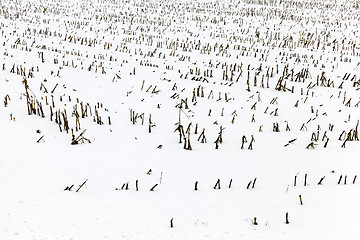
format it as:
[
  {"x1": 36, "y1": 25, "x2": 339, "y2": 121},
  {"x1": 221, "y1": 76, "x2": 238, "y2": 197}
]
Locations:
[{"x1": 1, "y1": 0, "x2": 360, "y2": 239}]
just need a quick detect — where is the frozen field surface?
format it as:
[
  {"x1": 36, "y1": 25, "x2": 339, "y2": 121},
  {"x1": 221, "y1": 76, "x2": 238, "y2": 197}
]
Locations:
[{"x1": 0, "y1": 0, "x2": 360, "y2": 239}]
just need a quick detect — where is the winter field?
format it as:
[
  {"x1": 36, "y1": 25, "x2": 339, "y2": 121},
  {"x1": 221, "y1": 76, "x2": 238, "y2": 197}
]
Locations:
[{"x1": 1, "y1": 0, "x2": 360, "y2": 239}]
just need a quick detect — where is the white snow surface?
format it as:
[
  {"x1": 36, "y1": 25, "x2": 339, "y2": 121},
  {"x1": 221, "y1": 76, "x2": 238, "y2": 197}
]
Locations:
[{"x1": 1, "y1": 0, "x2": 360, "y2": 239}]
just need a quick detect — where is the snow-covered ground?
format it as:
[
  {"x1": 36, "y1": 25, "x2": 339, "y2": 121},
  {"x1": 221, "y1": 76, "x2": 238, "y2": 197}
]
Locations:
[{"x1": 1, "y1": 0, "x2": 360, "y2": 239}]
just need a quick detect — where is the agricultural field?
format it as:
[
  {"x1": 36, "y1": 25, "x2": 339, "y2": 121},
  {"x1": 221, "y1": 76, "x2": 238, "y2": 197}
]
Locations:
[{"x1": 0, "y1": 0, "x2": 360, "y2": 239}]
